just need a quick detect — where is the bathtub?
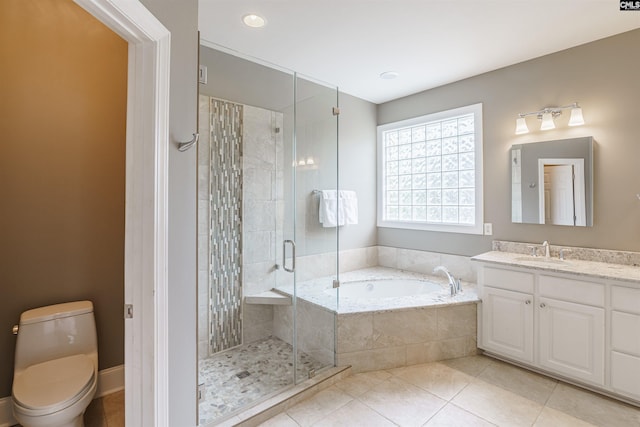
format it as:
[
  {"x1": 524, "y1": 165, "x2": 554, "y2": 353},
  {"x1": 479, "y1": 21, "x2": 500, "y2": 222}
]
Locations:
[
  {"x1": 326, "y1": 278, "x2": 444, "y2": 299},
  {"x1": 275, "y1": 266, "x2": 480, "y2": 372},
  {"x1": 287, "y1": 267, "x2": 478, "y2": 314}
]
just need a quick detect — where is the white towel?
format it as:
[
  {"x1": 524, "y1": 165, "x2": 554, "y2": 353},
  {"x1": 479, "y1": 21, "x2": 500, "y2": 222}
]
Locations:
[
  {"x1": 339, "y1": 190, "x2": 359, "y2": 225},
  {"x1": 318, "y1": 190, "x2": 358, "y2": 227},
  {"x1": 319, "y1": 190, "x2": 339, "y2": 227}
]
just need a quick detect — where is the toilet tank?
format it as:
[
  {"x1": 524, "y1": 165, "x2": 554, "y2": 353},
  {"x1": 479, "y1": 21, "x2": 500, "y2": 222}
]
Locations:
[{"x1": 14, "y1": 301, "x2": 98, "y2": 372}]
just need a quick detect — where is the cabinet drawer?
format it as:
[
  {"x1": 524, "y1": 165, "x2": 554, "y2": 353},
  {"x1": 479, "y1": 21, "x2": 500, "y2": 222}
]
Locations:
[
  {"x1": 539, "y1": 275, "x2": 604, "y2": 306},
  {"x1": 612, "y1": 311, "x2": 640, "y2": 356},
  {"x1": 611, "y1": 351, "x2": 640, "y2": 399},
  {"x1": 612, "y1": 286, "x2": 640, "y2": 314},
  {"x1": 483, "y1": 267, "x2": 534, "y2": 293}
]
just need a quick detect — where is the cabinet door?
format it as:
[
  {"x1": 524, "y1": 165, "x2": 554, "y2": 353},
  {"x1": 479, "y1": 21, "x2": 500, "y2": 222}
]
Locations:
[
  {"x1": 538, "y1": 297, "x2": 604, "y2": 385},
  {"x1": 611, "y1": 351, "x2": 640, "y2": 400},
  {"x1": 481, "y1": 286, "x2": 534, "y2": 363},
  {"x1": 611, "y1": 308, "x2": 640, "y2": 400}
]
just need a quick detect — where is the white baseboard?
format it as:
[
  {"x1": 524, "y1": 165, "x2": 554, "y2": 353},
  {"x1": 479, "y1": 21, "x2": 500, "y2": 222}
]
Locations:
[
  {"x1": 0, "y1": 396, "x2": 15, "y2": 427},
  {"x1": 0, "y1": 364, "x2": 124, "y2": 426},
  {"x1": 96, "y1": 364, "x2": 125, "y2": 397}
]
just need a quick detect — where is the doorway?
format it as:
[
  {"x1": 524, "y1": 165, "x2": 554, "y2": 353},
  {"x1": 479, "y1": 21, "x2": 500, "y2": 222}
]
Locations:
[{"x1": 72, "y1": 0, "x2": 172, "y2": 425}]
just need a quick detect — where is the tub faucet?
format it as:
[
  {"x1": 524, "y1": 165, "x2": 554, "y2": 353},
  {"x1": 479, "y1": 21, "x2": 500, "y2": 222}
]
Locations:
[{"x1": 433, "y1": 266, "x2": 461, "y2": 296}]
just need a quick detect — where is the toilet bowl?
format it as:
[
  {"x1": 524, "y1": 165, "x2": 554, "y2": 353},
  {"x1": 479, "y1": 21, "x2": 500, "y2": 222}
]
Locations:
[{"x1": 11, "y1": 301, "x2": 98, "y2": 427}]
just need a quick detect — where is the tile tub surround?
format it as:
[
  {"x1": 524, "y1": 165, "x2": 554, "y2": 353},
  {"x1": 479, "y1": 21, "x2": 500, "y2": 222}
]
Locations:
[
  {"x1": 336, "y1": 302, "x2": 478, "y2": 373},
  {"x1": 277, "y1": 267, "x2": 480, "y2": 373},
  {"x1": 377, "y1": 246, "x2": 478, "y2": 283}
]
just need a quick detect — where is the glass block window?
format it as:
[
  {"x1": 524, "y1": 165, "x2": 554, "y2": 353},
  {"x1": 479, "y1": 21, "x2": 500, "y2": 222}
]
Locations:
[{"x1": 377, "y1": 104, "x2": 483, "y2": 234}]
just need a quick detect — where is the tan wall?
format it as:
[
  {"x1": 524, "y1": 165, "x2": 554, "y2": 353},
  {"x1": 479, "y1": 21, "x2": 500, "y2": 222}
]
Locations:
[
  {"x1": 0, "y1": 0, "x2": 127, "y2": 397},
  {"x1": 378, "y1": 29, "x2": 640, "y2": 255}
]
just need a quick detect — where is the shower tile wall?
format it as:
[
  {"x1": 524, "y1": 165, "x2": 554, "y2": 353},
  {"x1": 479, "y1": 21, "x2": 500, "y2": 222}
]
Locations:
[
  {"x1": 198, "y1": 95, "x2": 210, "y2": 358},
  {"x1": 198, "y1": 96, "x2": 285, "y2": 358},
  {"x1": 209, "y1": 98, "x2": 243, "y2": 354},
  {"x1": 242, "y1": 105, "x2": 284, "y2": 344}
]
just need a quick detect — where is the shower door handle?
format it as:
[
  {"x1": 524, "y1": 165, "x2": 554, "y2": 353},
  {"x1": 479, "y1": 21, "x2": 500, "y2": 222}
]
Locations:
[{"x1": 283, "y1": 240, "x2": 296, "y2": 273}]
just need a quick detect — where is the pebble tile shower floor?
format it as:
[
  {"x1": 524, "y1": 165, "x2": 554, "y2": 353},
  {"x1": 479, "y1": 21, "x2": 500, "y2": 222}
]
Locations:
[{"x1": 198, "y1": 336, "x2": 327, "y2": 425}]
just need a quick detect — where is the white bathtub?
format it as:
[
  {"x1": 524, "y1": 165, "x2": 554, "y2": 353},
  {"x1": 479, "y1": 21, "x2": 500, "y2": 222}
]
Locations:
[
  {"x1": 327, "y1": 279, "x2": 444, "y2": 299},
  {"x1": 280, "y1": 267, "x2": 478, "y2": 314}
]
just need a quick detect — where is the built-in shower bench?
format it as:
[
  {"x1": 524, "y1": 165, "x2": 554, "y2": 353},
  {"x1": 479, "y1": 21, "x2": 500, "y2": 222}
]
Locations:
[{"x1": 245, "y1": 290, "x2": 292, "y2": 305}]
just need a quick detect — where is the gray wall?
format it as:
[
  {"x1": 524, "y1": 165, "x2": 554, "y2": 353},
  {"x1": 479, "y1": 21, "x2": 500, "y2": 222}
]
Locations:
[
  {"x1": 139, "y1": 0, "x2": 198, "y2": 425},
  {"x1": 378, "y1": 28, "x2": 640, "y2": 255}
]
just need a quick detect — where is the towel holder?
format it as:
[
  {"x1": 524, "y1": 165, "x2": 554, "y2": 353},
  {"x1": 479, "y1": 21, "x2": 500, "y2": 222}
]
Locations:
[{"x1": 177, "y1": 133, "x2": 199, "y2": 152}]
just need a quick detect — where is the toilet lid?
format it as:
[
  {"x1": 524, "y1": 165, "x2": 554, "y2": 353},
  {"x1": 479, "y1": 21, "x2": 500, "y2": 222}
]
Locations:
[{"x1": 13, "y1": 354, "x2": 95, "y2": 414}]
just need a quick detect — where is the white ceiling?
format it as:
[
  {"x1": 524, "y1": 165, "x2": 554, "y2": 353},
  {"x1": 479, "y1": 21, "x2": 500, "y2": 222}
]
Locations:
[{"x1": 199, "y1": 1, "x2": 640, "y2": 104}]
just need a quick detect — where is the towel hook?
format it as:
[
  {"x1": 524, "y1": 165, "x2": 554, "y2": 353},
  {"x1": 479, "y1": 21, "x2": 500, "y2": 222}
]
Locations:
[{"x1": 177, "y1": 133, "x2": 199, "y2": 152}]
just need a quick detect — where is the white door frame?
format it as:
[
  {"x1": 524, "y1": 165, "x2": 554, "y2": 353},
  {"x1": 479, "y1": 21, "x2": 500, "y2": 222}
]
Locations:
[{"x1": 73, "y1": 1, "x2": 170, "y2": 425}]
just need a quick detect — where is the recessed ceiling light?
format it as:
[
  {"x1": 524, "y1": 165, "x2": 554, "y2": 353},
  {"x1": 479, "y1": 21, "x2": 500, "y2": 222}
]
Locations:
[
  {"x1": 379, "y1": 71, "x2": 399, "y2": 80},
  {"x1": 242, "y1": 14, "x2": 266, "y2": 28}
]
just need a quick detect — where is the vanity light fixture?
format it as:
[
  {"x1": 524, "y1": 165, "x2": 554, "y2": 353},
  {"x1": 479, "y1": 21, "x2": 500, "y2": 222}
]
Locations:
[
  {"x1": 242, "y1": 14, "x2": 266, "y2": 28},
  {"x1": 515, "y1": 102, "x2": 584, "y2": 135}
]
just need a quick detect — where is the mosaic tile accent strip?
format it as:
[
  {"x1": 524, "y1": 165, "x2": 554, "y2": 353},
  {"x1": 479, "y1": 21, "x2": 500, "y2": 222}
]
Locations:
[
  {"x1": 198, "y1": 336, "x2": 326, "y2": 425},
  {"x1": 209, "y1": 99, "x2": 243, "y2": 354}
]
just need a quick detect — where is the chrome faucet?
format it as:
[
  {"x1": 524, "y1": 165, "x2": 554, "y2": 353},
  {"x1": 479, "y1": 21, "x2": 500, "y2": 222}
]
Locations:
[
  {"x1": 542, "y1": 241, "x2": 550, "y2": 258},
  {"x1": 433, "y1": 266, "x2": 461, "y2": 296}
]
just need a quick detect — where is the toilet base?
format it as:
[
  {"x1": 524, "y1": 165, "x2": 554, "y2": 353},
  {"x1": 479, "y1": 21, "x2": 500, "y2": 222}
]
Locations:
[{"x1": 13, "y1": 379, "x2": 96, "y2": 427}]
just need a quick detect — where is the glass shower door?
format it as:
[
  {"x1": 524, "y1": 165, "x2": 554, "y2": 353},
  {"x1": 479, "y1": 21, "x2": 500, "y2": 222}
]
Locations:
[
  {"x1": 196, "y1": 48, "x2": 340, "y2": 425},
  {"x1": 290, "y1": 74, "x2": 339, "y2": 384}
]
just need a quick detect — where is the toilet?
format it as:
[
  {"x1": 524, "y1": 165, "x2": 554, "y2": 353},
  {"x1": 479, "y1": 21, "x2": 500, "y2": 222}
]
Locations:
[{"x1": 11, "y1": 301, "x2": 98, "y2": 427}]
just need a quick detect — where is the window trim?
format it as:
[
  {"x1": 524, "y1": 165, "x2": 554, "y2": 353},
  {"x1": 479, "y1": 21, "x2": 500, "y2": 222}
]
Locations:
[{"x1": 376, "y1": 103, "x2": 484, "y2": 234}]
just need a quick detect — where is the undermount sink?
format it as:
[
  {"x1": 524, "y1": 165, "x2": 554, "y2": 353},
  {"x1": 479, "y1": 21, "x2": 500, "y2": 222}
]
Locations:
[{"x1": 513, "y1": 256, "x2": 567, "y2": 265}]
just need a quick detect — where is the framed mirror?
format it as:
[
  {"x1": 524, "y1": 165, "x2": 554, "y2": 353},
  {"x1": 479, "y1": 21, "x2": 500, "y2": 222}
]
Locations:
[{"x1": 511, "y1": 136, "x2": 593, "y2": 226}]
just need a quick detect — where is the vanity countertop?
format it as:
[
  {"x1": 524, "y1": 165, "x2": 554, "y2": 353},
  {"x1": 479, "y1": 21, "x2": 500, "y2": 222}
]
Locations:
[{"x1": 472, "y1": 251, "x2": 640, "y2": 285}]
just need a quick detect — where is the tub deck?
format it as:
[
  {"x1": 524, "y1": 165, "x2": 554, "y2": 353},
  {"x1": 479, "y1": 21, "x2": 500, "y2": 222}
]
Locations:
[{"x1": 277, "y1": 266, "x2": 479, "y2": 314}]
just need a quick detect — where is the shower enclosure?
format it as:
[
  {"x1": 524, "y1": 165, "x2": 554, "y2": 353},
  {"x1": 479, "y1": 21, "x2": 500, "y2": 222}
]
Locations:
[{"x1": 196, "y1": 49, "x2": 341, "y2": 425}]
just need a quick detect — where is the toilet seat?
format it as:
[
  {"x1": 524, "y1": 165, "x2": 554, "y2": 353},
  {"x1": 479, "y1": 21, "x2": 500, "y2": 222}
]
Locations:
[{"x1": 13, "y1": 354, "x2": 95, "y2": 417}]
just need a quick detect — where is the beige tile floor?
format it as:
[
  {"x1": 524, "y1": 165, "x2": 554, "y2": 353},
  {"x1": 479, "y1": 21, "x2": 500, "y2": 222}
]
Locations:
[
  {"x1": 11, "y1": 391, "x2": 124, "y2": 427},
  {"x1": 259, "y1": 355, "x2": 640, "y2": 427},
  {"x1": 84, "y1": 390, "x2": 124, "y2": 427}
]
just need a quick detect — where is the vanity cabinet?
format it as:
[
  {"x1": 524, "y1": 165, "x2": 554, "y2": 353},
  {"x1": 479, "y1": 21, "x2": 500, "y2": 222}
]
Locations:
[
  {"x1": 480, "y1": 267, "x2": 534, "y2": 363},
  {"x1": 610, "y1": 286, "x2": 640, "y2": 400},
  {"x1": 537, "y1": 275, "x2": 605, "y2": 385},
  {"x1": 475, "y1": 258, "x2": 639, "y2": 404},
  {"x1": 538, "y1": 297, "x2": 604, "y2": 385}
]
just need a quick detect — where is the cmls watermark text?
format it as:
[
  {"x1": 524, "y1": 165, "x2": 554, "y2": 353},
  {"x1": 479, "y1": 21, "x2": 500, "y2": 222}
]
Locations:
[{"x1": 620, "y1": 1, "x2": 640, "y2": 10}]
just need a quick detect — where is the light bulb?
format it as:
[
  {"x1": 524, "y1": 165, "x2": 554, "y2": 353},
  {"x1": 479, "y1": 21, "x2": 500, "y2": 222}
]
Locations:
[
  {"x1": 568, "y1": 107, "x2": 584, "y2": 126},
  {"x1": 540, "y1": 112, "x2": 555, "y2": 131},
  {"x1": 242, "y1": 14, "x2": 266, "y2": 28},
  {"x1": 515, "y1": 117, "x2": 529, "y2": 135}
]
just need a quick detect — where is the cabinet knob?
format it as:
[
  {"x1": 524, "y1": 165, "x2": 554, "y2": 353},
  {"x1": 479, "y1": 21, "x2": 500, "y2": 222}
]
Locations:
[
  {"x1": 525, "y1": 300, "x2": 531, "y2": 305},
  {"x1": 540, "y1": 303, "x2": 546, "y2": 308}
]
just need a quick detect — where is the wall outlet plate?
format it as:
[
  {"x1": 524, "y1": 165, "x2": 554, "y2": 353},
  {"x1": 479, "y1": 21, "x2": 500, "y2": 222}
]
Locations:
[
  {"x1": 199, "y1": 65, "x2": 208, "y2": 84},
  {"x1": 484, "y1": 223, "x2": 493, "y2": 235}
]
